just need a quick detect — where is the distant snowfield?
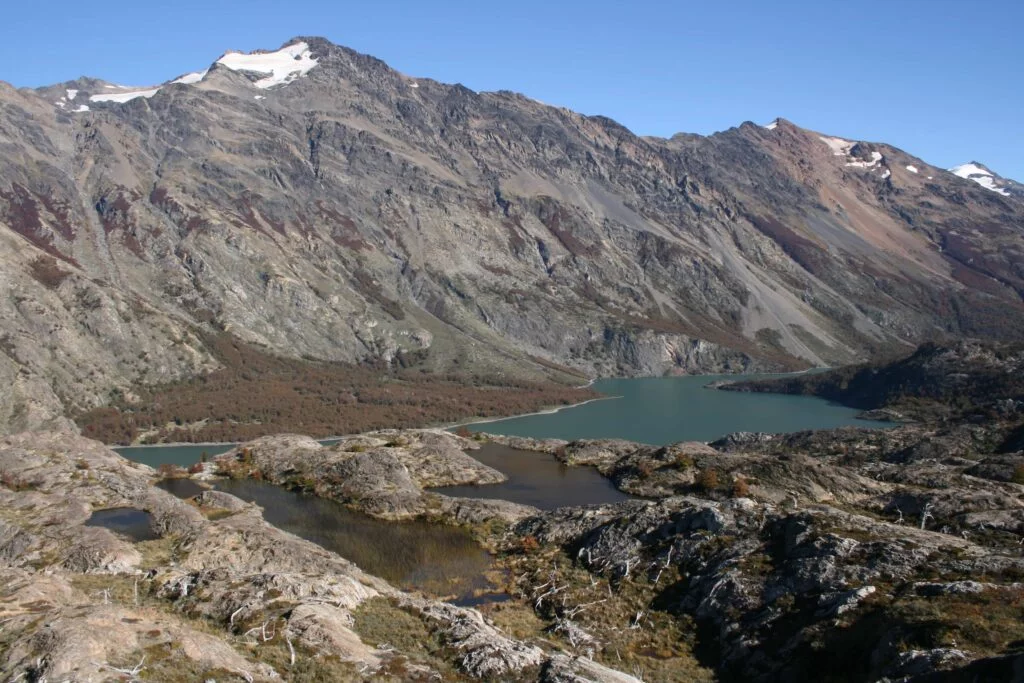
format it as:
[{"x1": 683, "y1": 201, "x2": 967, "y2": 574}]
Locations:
[
  {"x1": 172, "y1": 70, "x2": 208, "y2": 85},
  {"x1": 77, "y1": 41, "x2": 318, "y2": 110},
  {"x1": 90, "y1": 88, "x2": 161, "y2": 103},
  {"x1": 217, "y1": 42, "x2": 318, "y2": 89},
  {"x1": 905, "y1": 165, "x2": 918, "y2": 174},
  {"x1": 950, "y1": 163, "x2": 1010, "y2": 196}
]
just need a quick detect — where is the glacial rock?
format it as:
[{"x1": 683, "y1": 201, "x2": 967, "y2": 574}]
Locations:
[
  {"x1": 2, "y1": 431, "x2": 627, "y2": 680},
  {"x1": 213, "y1": 429, "x2": 513, "y2": 521}
]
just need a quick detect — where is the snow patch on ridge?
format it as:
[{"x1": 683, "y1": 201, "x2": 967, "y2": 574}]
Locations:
[
  {"x1": 66, "y1": 89, "x2": 78, "y2": 100},
  {"x1": 216, "y1": 42, "x2": 318, "y2": 89},
  {"x1": 845, "y1": 151, "x2": 883, "y2": 169},
  {"x1": 950, "y1": 163, "x2": 1010, "y2": 196},
  {"x1": 90, "y1": 87, "x2": 161, "y2": 103},
  {"x1": 764, "y1": 119, "x2": 779, "y2": 130},
  {"x1": 905, "y1": 165, "x2": 918, "y2": 174},
  {"x1": 820, "y1": 136, "x2": 854, "y2": 156},
  {"x1": 820, "y1": 134, "x2": 887, "y2": 174},
  {"x1": 172, "y1": 70, "x2": 208, "y2": 85}
]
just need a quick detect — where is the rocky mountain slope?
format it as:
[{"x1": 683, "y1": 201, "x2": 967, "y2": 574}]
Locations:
[{"x1": 2, "y1": 37, "x2": 1024, "y2": 433}]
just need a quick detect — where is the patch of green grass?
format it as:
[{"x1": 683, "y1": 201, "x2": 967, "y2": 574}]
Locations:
[
  {"x1": 481, "y1": 601, "x2": 547, "y2": 641},
  {"x1": 352, "y1": 597, "x2": 467, "y2": 680}
]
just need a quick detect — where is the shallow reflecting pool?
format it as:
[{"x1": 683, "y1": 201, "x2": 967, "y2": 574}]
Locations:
[
  {"x1": 213, "y1": 479, "x2": 496, "y2": 600},
  {"x1": 434, "y1": 443, "x2": 632, "y2": 510},
  {"x1": 155, "y1": 478, "x2": 206, "y2": 499},
  {"x1": 85, "y1": 507, "x2": 158, "y2": 542}
]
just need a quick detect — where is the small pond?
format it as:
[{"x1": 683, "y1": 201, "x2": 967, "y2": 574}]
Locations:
[
  {"x1": 85, "y1": 507, "x2": 158, "y2": 542},
  {"x1": 212, "y1": 479, "x2": 498, "y2": 602},
  {"x1": 155, "y1": 478, "x2": 206, "y2": 499},
  {"x1": 433, "y1": 443, "x2": 632, "y2": 510}
]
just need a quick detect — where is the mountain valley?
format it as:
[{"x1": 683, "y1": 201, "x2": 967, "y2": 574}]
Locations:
[{"x1": 2, "y1": 37, "x2": 1023, "y2": 435}]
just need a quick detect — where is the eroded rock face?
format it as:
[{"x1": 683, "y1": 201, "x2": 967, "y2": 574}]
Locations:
[{"x1": 0, "y1": 431, "x2": 640, "y2": 681}]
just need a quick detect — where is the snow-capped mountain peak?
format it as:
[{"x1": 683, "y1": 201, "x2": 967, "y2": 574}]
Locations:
[
  {"x1": 949, "y1": 162, "x2": 1021, "y2": 198},
  {"x1": 216, "y1": 41, "x2": 318, "y2": 89},
  {"x1": 66, "y1": 40, "x2": 319, "y2": 110}
]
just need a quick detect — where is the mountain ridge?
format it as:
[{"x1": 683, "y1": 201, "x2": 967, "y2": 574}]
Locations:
[
  {"x1": 1, "y1": 35, "x2": 1023, "y2": 435},
  {"x1": 25, "y1": 38, "x2": 1024, "y2": 188}
]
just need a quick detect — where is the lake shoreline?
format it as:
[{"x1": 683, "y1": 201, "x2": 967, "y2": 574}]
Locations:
[
  {"x1": 447, "y1": 395, "x2": 621, "y2": 430},
  {"x1": 112, "y1": 366, "x2": 835, "y2": 451},
  {"x1": 113, "y1": 393, "x2": 618, "y2": 451}
]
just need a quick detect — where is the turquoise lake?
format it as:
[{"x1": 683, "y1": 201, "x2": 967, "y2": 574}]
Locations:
[
  {"x1": 115, "y1": 374, "x2": 887, "y2": 466},
  {"x1": 462, "y1": 374, "x2": 887, "y2": 445}
]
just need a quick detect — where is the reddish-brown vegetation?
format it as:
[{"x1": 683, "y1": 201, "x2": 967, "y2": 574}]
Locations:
[
  {"x1": 76, "y1": 334, "x2": 596, "y2": 445},
  {"x1": 28, "y1": 256, "x2": 71, "y2": 289},
  {"x1": 732, "y1": 476, "x2": 750, "y2": 498},
  {"x1": 697, "y1": 468, "x2": 721, "y2": 492}
]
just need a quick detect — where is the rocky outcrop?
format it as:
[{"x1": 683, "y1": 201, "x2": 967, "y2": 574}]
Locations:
[
  {"x1": 4, "y1": 403, "x2": 1024, "y2": 681},
  {"x1": 511, "y1": 487, "x2": 1023, "y2": 681},
  {"x1": 0, "y1": 431, "x2": 640, "y2": 681},
  {"x1": 466, "y1": 385, "x2": 1024, "y2": 680},
  {"x1": 721, "y1": 340, "x2": 1024, "y2": 422},
  {"x1": 207, "y1": 429, "x2": 536, "y2": 522}
]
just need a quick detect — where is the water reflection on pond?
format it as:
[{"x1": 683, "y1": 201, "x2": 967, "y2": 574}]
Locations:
[
  {"x1": 213, "y1": 479, "x2": 497, "y2": 601},
  {"x1": 155, "y1": 478, "x2": 206, "y2": 499},
  {"x1": 85, "y1": 508, "x2": 158, "y2": 542},
  {"x1": 435, "y1": 443, "x2": 632, "y2": 510}
]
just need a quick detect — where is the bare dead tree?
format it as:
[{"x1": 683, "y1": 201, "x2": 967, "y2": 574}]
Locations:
[
  {"x1": 95, "y1": 655, "x2": 146, "y2": 678},
  {"x1": 920, "y1": 502, "x2": 935, "y2": 530},
  {"x1": 284, "y1": 631, "x2": 296, "y2": 666}
]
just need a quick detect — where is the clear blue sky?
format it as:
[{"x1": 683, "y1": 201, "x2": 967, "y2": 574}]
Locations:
[{"x1": 4, "y1": 0, "x2": 1021, "y2": 179}]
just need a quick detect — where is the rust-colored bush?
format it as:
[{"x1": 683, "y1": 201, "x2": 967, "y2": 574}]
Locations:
[
  {"x1": 157, "y1": 463, "x2": 183, "y2": 478},
  {"x1": 518, "y1": 535, "x2": 541, "y2": 554},
  {"x1": 732, "y1": 476, "x2": 750, "y2": 498},
  {"x1": 697, "y1": 468, "x2": 720, "y2": 492}
]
